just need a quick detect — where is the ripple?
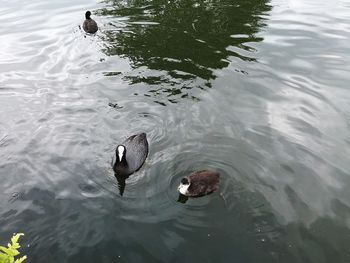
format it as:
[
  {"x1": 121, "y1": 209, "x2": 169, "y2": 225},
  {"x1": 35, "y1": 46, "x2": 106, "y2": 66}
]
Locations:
[
  {"x1": 0, "y1": 122, "x2": 9, "y2": 145},
  {"x1": 1, "y1": 0, "x2": 350, "y2": 262}
]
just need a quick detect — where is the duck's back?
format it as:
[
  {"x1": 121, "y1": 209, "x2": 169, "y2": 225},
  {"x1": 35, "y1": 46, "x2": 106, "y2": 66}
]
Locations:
[
  {"x1": 123, "y1": 133, "x2": 149, "y2": 174},
  {"x1": 188, "y1": 170, "x2": 220, "y2": 196},
  {"x1": 83, "y1": 19, "x2": 98, "y2": 34}
]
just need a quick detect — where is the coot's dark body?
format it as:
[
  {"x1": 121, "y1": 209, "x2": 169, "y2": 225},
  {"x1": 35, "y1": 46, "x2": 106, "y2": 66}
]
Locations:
[{"x1": 113, "y1": 133, "x2": 149, "y2": 177}]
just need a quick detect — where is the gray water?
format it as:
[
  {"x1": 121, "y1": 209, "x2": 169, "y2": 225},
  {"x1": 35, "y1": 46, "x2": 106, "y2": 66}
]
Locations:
[{"x1": 1, "y1": 0, "x2": 350, "y2": 262}]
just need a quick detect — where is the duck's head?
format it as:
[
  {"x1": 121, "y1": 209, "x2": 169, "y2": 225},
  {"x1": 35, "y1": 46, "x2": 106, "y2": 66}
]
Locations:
[
  {"x1": 85, "y1": 11, "x2": 92, "y2": 19},
  {"x1": 116, "y1": 145, "x2": 126, "y2": 162},
  {"x1": 178, "y1": 177, "x2": 190, "y2": 195}
]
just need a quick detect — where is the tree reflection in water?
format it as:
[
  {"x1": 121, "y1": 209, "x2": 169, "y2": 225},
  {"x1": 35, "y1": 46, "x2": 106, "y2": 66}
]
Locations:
[{"x1": 97, "y1": 0, "x2": 271, "y2": 105}]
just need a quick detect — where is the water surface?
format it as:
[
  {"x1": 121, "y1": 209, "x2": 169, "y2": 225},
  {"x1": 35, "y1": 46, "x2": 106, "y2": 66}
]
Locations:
[{"x1": 1, "y1": 0, "x2": 350, "y2": 262}]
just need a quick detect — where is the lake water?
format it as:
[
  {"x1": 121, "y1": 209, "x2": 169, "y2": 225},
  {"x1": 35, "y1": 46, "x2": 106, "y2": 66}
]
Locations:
[{"x1": 1, "y1": 0, "x2": 350, "y2": 262}]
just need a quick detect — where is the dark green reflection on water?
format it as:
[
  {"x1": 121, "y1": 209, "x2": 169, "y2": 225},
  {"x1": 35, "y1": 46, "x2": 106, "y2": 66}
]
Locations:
[{"x1": 98, "y1": 0, "x2": 271, "y2": 104}]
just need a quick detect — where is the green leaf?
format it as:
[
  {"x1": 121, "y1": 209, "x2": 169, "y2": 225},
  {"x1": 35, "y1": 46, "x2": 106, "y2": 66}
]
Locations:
[
  {"x1": 0, "y1": 246, "x2": 8, "y2": 252},
  {"x1": 14, "y1": 256, "x2": 27, "y2": 263},
  {"x1": 0, "y1": 252, "x2": 9, "y2": 261},
  {"x1": 0, "y1": 233, "x2": 27, "y2": 263},
  {"x1": 10, "y1": 234, "x2": 24, "y2": 250},
  {"x1": 11, "y1": 234, "x2": 23, "y2": 245},
  {"x1": 0, "y1": 246, "x2": 16, "y2": 256}
]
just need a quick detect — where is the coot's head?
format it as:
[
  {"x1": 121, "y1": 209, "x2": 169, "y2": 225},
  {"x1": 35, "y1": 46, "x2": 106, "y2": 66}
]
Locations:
[
  {"x1": 85, "y1": 11, "x2": 92, "y2": 19},
  {"x1": 116, "y1": 145, "x2": 126, "y2": 162},
  {"x1": 178, "y1": 177, "x2": 190, "y2": 195}
]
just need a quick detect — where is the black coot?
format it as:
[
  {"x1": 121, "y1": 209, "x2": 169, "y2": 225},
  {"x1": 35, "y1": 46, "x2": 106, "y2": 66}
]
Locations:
[{"x1": 113, "y1": 133, "x2": 149, "y2": 195}]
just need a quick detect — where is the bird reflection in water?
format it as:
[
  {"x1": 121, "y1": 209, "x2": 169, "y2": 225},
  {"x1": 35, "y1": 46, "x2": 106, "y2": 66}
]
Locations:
[
  {"x1": 114, "y1": 172, "x2": 129, "y2": 196},
  {"x1": 177, "y1": 193, "x2": 189, "y2": 204}
]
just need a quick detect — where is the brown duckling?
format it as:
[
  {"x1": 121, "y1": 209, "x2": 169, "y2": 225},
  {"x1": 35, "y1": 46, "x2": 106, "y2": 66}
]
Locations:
[
  {"x1": 83, "y1": 11, "x2": 98, "y2": 34},
  {"x1": 178, "y1": 170, "x2": 220, "y2": 197}
]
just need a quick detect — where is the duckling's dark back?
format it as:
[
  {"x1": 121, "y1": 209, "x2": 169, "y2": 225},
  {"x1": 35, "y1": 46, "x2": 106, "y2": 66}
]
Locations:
[
  {"x1": 188, "y1": 170, "x2": 220, "y2": 197},
  {"x1": 83, "y1": 11, "x2": 98, "y2": 34}
]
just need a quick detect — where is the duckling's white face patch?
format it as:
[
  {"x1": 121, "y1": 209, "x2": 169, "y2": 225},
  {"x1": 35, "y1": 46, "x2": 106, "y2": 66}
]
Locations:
[
  {"x1": 178, "y1": 183, "x2": 190, "y2": 195},
  {"x1": 117, "y1": 145, "x2": 125, "y2": 162}
]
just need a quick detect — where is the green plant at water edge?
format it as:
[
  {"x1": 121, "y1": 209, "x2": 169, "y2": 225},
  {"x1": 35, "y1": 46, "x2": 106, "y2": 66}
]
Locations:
[{"x1": 0, "y1": 233, "x2": 27, "y2": 263}]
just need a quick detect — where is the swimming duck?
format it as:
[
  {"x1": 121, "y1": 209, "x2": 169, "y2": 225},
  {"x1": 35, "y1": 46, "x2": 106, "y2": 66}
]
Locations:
[
  {"x1": 83, "y1": 11, "x2": 98, "y2": 34},
  {"x1": 177, "y1": 170, "x2": 220, "y2": 197},
  {"x1": 113, "y1": 133, "x2": 149, "y2": 177}
]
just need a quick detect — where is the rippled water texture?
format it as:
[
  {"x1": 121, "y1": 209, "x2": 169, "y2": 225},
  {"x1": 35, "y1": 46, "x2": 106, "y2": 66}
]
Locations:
[{"x1": 1, "y1": 0, "x2": 350, "y2": 262}]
